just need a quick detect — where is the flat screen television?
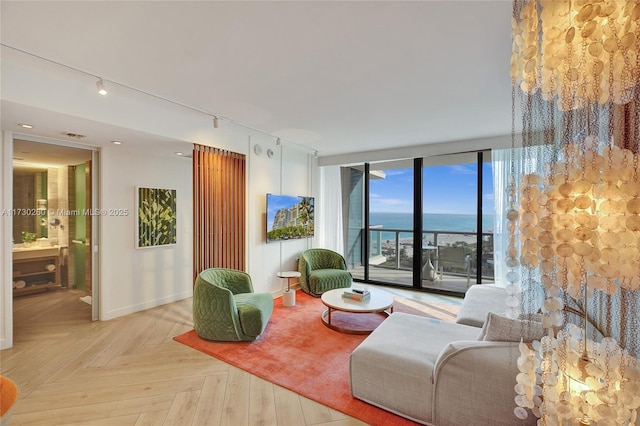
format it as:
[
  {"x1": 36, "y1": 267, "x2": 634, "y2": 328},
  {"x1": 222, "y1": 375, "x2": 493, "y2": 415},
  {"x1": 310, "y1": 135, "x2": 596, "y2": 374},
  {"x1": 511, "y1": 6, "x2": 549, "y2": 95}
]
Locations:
[{"x1": 266, "y1": 194, "x2": 315, "y2": 243}]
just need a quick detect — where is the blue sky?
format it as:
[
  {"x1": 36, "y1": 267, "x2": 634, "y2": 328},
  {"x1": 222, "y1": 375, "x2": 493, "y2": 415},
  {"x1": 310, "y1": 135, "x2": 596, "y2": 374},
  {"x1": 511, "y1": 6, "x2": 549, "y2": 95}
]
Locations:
[{"x1": 369, "y1": 163, "x2": 494, "y2": 215}]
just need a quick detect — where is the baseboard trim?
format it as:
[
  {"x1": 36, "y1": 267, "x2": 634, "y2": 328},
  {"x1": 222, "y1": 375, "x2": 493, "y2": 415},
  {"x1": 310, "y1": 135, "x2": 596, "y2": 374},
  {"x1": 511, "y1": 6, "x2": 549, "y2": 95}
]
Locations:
[
  {"x1": 0, "y1": 336, "x2": 11, "y2": 350},
  {"x1": 101, "y1": 290, "x2": 193, "y2": 321}
]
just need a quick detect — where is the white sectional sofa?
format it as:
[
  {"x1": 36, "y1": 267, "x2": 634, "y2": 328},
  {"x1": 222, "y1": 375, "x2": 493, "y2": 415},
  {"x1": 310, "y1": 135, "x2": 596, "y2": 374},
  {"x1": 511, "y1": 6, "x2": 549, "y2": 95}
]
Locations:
[{"x1": 349, "y1": 284, "x2": 538, "y2": 426}]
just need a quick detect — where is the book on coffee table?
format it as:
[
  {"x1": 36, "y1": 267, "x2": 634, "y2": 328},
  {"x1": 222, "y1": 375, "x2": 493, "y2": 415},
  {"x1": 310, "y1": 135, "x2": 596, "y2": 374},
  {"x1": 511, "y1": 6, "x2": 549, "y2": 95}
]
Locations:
[{"x1": 342, "y1": 289, "x2": 370, "y2": 302}]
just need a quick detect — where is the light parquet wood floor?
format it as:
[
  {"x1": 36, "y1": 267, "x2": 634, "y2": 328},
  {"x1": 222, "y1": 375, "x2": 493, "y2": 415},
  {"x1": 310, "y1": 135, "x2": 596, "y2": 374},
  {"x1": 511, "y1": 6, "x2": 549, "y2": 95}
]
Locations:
[
  {"x1": 1, "y1": 289, "x2": 368, "y2": 426},
  {"x1": 1, "y1": 287, "x2": 461, "y2": 426}
]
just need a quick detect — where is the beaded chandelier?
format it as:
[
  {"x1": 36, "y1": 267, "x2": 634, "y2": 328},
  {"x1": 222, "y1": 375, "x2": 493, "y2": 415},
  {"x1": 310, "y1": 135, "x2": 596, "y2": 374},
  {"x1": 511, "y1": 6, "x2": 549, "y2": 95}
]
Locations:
[{"x1": 508, "y1": 0, "x2": 640, "y2": 424}]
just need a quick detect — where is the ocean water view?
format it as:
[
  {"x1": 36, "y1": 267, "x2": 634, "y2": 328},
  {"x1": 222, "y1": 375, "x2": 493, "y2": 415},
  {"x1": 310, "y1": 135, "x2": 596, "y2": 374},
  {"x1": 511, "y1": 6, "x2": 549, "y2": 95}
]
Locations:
[{"x1": 369, "y1": 212, "x2": 494, "y2": 233}]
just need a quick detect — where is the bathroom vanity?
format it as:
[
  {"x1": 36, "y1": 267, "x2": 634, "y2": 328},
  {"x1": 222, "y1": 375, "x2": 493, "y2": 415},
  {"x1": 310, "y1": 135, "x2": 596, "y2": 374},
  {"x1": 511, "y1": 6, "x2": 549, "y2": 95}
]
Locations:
[{"x1": 12, "y1": 245, "x2": 64, "y2": 296}]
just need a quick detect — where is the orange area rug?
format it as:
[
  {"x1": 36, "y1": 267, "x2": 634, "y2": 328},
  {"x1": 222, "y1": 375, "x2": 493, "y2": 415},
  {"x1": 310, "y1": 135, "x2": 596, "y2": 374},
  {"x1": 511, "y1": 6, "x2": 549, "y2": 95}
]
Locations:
[{"x1": 174, "y1": 290, "x2": 459, "y2": 426}]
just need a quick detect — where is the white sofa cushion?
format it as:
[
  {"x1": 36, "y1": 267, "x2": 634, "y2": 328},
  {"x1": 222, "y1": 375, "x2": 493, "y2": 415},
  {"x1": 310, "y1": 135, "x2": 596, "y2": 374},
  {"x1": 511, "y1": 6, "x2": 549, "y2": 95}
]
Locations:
[
  {"x1": 455, "y1": 284, "x2": 508, "y2": 327},
  {"x1": 432, "y1": 340, "x2": 536, "y2": 426},
  {"x1": 349, "y1": 313, "x2": 481, "y2": 425}
]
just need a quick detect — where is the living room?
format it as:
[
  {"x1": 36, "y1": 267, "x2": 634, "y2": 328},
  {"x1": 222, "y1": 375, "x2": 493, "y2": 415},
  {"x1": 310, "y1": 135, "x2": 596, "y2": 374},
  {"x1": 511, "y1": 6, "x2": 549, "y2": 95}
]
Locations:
[
  {"x1": 1, "y1": 1, "x2": 512, "y2": 350},
  {"x1": 2, "y1": 1, "x2": 640, "y2": 425}
]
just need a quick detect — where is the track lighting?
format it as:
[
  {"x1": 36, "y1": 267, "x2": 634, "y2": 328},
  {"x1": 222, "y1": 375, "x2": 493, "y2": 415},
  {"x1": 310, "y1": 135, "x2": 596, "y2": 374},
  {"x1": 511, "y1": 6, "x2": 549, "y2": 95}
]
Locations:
[
  {"x1": 96, "y1": 78, "x2": 107, "y2": 96},
  {"x1": 4, "y1": 45, "x2": 319, "y2": 155},
  {"x1": 314, "y1": 150, "x2": 318, "y2": 158}
]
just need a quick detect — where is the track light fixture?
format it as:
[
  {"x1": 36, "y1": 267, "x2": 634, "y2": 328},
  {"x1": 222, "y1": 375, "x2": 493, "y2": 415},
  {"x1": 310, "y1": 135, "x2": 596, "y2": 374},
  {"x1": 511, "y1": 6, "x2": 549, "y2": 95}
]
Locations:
[
  {"x1": 96, "y1": 78, "x2": 107, "y2": 96},
  {"x1": 314, "y1": 150, "x2": 318, "y2": 158},
  {"x1": 2, "y1": 45, "x2": 323, "y2": 154}
]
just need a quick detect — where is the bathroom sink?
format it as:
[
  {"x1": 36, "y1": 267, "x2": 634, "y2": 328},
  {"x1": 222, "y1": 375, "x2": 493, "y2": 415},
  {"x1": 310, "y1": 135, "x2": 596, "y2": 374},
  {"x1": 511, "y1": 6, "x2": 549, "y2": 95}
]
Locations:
[{"x1": 13, "y1": 245, "x2": 62, "y2": 259}]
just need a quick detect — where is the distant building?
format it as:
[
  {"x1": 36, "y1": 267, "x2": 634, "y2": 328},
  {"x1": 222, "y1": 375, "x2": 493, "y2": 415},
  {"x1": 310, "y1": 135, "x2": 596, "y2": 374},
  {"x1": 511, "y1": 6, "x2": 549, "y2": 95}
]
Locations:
[{"x1": 272, "y1": 204, "x2": 302, "y2": 229}]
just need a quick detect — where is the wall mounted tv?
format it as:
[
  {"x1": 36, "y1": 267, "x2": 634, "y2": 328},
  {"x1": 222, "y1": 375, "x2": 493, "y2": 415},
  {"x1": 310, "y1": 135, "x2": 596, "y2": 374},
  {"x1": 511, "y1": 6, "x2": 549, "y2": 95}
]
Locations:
[{"x1": 266, "y1": 194, "x2": 315, "y2": 243}]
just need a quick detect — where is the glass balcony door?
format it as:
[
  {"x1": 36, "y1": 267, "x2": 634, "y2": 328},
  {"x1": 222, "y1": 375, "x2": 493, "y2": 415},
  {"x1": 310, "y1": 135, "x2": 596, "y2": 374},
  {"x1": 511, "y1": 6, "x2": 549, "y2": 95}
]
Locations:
[
  {"x1": 340, "y1": 151, "x2": 494, "y2": 296},
  {"x1": 368, "y1": 160, "x2": 414, "y2": 286},
  {"x1": 422, "y1": 152, "x2": 494, "y2": 293}
]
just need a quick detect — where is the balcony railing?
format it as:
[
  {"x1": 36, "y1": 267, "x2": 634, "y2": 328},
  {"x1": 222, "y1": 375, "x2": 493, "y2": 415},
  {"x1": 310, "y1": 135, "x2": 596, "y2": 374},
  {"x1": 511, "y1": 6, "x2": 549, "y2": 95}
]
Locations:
[{"x1": 366, "y1": 227, "x2": 495, "y2": 283}]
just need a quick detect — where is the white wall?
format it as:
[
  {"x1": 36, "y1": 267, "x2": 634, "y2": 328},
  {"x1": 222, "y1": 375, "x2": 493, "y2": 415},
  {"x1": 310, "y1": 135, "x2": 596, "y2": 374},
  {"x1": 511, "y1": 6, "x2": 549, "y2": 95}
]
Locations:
[
  {"x1": 246, "y1": 133, "x2": 316, "y2": 296},
  {"x1": 99, "y1": 143, "x2": 193, "y2": 320},
  {"x1": 1, "y1": 54, "x2": 318, "y2": 346},
  {"x1": 0, "y1": 128, "x2": 316, "y2": 346},
  {"x1": 1, "y1": 126, "x2": 315, "y2": 343}
]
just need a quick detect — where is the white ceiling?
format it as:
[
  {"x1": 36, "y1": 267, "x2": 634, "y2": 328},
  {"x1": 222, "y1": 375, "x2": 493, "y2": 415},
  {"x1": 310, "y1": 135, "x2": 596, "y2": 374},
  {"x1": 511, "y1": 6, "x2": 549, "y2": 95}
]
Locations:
[{"x1": 0, "y1": 1, "x2": 514, "y2": 158}]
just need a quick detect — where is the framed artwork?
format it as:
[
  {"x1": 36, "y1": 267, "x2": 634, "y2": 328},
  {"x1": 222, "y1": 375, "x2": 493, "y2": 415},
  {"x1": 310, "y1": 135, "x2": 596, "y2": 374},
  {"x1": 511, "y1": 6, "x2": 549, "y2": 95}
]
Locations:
[{"x1": 136, "y1": 187, "x2": 177, "y2": 248}]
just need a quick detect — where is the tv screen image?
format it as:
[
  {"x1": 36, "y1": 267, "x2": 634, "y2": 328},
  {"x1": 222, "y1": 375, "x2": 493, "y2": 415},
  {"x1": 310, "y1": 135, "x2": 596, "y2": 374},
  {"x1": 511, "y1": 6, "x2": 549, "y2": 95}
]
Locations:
[{"x1": 266, "y1": 194, "x2": 314, "y2": 243}]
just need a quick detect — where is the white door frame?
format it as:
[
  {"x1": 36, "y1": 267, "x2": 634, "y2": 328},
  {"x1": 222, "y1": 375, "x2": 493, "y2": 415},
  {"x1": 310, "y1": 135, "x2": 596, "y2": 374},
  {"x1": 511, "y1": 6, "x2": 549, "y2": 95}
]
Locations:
[
  {"x1": 1, "y1": 131, "x2": 14, "y2": 350},
  {"x1": 90, "y1": 149, "x2": 99, "y2": 321},
  {"x1": 1, "y1": 133, "x2": 100, "y2": 349}
]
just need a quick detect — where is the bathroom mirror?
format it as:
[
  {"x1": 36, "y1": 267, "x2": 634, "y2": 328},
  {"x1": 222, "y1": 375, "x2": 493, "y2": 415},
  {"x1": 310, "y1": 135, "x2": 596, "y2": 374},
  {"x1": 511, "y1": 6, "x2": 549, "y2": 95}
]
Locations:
[{"x1": 13, "y1": 168, "x2": 48, "y2": 243}]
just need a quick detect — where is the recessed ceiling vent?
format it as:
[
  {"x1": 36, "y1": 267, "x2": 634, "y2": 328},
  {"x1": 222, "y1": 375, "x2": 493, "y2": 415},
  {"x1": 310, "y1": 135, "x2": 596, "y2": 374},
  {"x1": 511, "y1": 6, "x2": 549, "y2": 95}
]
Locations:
[{"x1": 63, "y1": 132, "x2": 86, "y2": 139}]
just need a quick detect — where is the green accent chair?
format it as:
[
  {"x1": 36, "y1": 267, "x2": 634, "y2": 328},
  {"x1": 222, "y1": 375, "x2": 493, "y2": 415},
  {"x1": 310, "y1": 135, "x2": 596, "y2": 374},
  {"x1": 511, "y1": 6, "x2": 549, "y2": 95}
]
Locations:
[
  {"x1": 298, "y1": 248, "x2": 352, "y2": 296},
  {"x1": 193, "y1": 268, "x2": 274, "y2": 342}
]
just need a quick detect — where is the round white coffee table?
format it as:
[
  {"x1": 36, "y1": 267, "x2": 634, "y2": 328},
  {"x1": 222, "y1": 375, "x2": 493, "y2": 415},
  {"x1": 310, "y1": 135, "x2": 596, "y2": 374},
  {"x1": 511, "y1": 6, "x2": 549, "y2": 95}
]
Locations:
[{"x1": 320, "y1": 288, "x2": 394, "y2": 335}]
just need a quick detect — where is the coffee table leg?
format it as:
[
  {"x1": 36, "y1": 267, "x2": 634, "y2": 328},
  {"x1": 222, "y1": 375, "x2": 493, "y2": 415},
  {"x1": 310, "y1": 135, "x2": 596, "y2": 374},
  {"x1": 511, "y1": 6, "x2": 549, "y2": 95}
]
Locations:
[{"x1": 328, "y1": 306, "x2": 333, "y2": 325}]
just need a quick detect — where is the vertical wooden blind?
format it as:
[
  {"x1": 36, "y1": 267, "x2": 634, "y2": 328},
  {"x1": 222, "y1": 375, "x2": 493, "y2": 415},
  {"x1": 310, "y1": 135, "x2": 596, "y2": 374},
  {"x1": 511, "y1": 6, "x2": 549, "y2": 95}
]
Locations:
[{"x1": 193, "y1": 144, "x2": 246, "y2": 279}]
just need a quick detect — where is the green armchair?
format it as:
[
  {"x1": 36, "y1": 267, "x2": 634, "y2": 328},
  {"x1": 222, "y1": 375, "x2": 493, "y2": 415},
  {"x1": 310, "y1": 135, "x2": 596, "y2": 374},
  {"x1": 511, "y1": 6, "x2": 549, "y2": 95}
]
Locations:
[
  {"x1": 298, "y1": 248, "x2": 352, "y2": 296},
  {"x1": 193, "y1": 268, "x2": 273, "y2": 342}
]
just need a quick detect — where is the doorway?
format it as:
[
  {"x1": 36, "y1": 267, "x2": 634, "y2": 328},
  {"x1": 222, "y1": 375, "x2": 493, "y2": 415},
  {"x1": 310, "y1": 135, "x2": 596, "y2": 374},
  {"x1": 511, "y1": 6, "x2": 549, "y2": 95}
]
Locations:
[{"x1": 11, "y1": 137, "x2": 98, "y2": 326}]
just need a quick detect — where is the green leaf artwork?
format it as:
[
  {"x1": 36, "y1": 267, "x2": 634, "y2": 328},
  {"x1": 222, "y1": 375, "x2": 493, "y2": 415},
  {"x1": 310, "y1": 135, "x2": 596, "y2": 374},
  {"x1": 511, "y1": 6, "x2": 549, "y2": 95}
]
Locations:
[{"x1": 137, "y1": 187, "x2": 177, "y2": 248}]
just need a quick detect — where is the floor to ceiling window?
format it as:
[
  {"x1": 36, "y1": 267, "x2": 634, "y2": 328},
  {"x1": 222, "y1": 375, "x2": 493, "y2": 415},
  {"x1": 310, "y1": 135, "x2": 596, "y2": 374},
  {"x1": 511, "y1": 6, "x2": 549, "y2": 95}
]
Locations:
[
  {"x1": 422, "y1": 152, "x2": 494, "y2": 293},
  {"x1": 368, "y1": 159, "x2": 414, "y2": 286},
  {"x1": 341, "y1": 151, "x2": 494, "y2": 296}
]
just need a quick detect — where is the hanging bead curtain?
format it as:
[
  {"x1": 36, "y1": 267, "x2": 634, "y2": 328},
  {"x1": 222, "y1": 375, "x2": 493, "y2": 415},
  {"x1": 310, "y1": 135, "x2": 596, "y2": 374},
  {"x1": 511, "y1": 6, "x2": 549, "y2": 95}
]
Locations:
[{"x1": 509, "y1": 0, "x2": 640, "y2": 424}]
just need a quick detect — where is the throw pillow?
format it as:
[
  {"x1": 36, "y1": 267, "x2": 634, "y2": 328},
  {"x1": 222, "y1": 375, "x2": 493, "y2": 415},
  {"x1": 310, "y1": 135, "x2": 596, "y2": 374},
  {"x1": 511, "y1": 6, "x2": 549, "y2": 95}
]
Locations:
[
  {"x1": 519, "y1": 312, "x2": 543, "y2": 322},
  {"x1": 480, "y1": 312, "x2": 545, "y2": 343}
]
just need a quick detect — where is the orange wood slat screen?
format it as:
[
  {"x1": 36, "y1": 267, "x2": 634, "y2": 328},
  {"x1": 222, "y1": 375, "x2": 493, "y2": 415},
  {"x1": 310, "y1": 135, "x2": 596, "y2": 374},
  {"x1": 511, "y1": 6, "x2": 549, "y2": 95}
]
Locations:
[{"x1": 193, "y1": 144, "x2": 246, "y2": 279}]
